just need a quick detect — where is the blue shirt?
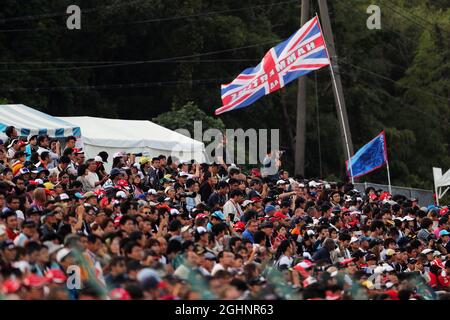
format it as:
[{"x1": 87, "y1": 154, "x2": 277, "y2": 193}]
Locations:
[{"x1": 242, "y1": 229, "x2": 254, "y2": 243}]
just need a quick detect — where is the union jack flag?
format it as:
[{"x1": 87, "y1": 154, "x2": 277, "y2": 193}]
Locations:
[{"x1": 215, "y1": 16, "x2": 330, "y2": 115}]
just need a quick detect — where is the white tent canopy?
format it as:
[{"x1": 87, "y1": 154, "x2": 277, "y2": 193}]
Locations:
[
  {"x1": 433, "y1": 167, "x2": 450, "y2": 206},
  {"x1": 0, "y1": 104, "x2": 81, "y2": 138},
  {"x1": 58, "y1": 116, "x2": 206, "y2": 168}
]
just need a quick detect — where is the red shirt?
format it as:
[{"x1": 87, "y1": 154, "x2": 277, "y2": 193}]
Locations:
[{"x1": 6, "y1": 228, "x2": 18, "y2": 240}]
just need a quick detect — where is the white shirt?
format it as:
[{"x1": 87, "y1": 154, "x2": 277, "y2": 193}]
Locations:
[
  {"x1": 84, "y1": 171, "x2": 100, "y2": 191},
  {"x1": 223, "y1": 199, "x2": 243, "y2": 221},
  {"x1": 211, "y1": 263, "x2": 226, "y2": 276}
]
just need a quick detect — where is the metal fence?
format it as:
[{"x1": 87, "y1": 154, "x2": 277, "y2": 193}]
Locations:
[{"x1": 353, "y1": 182, "x2": 434, "y2": 207}]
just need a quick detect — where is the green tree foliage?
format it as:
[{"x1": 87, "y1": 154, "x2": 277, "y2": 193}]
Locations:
[
  {"x1": 0, "y1": 0, "x2": 448, "y2": 188},
  {"x1": 153, "y1": 102, "x2": 225, "y2": 139}
]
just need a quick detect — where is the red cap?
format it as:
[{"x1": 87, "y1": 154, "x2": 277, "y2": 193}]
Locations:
[
  {"x1": 114, "y1": 215, "x2": 123, "y2": 226},
  {"x1": 250, "y1": 168, "x2": 261, "y2": 177},
  {"x1": 23, "y1": 274, "x2": 47, "y2": 288},
  {"x1": 233, "y1": 221, "x2": 246, "y2": 231},
  {"x1": 109, "y1": 288, "x2": 131, "y2": 300},
  {"x1": 340, "y1": 257, "x2": 356, "y2": 266},
  {"x1": 157, "y1": 281, "x2": 168, "y2": 289},
  {"x1": 100, "y1": 197, "x2": 109, "y2": 208},
  {"x1": 326, "y1": 291, "x2": 341, "y2": 300},
  {"x1": 18, "y1": 141, "x2": 28, "y2": 147},
  {"x1": 45, "y1": 269, "x2": 67, "y2": 284},
  {"x1": 195, "y1": 213, "x2": 207, "y2": 219},
  {"x1": 369, "y1": 194, "x2": 377, "y2": 200},
  {"x1": 250, "y1": 197, "x2": 262, "y2": 203},
  {"x1": 440, "y1": 207, "x2": 449, "y2": 216},
  {"x1": 2, "y1": 278, "x2": 21, "y2": 294},
  {"x1": 385, "y1": 289, "x2": 399, "y2": 300},
  {"x1": 379, "y1": 192, "x2": 391, "y2": 201},
  {"x1": 95, "y1": 189, "x2": 106, "y2": 197},
  {"x1": 274, "y1": 211, "x2": 288, "y2": 219},
  {"x1": 117, "y1": 179, "x2": 129, "y2": 188}
]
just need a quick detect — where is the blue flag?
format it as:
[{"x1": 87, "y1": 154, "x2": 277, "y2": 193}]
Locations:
[{"x1": 346, "y1": 131, "x2": 388, "y2": 178}]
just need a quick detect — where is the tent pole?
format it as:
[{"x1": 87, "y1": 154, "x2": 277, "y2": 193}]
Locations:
[{"x1": 386, "y1": 161, "x2": 392, "y2": 194}]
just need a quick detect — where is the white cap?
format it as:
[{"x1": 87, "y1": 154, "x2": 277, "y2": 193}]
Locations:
[
  {"x1": 116, "y1": 191, "x2": 127, "y2": 199},
  {"x1": 59, "y1": 193, "x2": 69, "y2": 201},
  {"x1": 307, "y1": 230, "x2": 315, "y2": 236},
  {"x1": 147, "y1": 189, "x2": 157, "y2": 195},
  {"x1": 196, "y1": 226, "x2": 208, "y2": 234},
  {"x1": 181, "y1": 225, "x2": 191, "y2": 233},
  {"x1": 170, "y1": 208, "x2": 180, "y2": 216},
  {"x1": 34, "y1": 179, "x2": 44, "y2": 185},
  {"x1": 421, "y1": 248, "x2": 434, "y2": 255},
  {"x1": 44, "y1": 241, "x2": 63, "y2": 256},
  {"x1": 309, "y1": 181, "x2": 318, "y2": 187},
  {"x1": 113, "y1": 151, "x2": 125, "y2": 159},
  {"x1": 384, "y1": 265, "x2": 394, "y2": 272},
  {"x1": 94, "y1": 156, "x2": 104, "y2": 163},
  {"x1": 56, "y1": 248, "x2": 71, "y2": 263},
  {"x1": 374, "y1": 266, "x2": 385, "y2": 274},
  {"x1": 350, "y1": 236, "x2": 359, "y2": 244},
  {"x1": 276, "y1": 180, "x2": 287, "y2": 185},
  {"x1": 164, "y1": 186, "x2": 174, "y2": 194},
  {"x1": 242, "y1": 200, "x2": 254, "y2": 207}
]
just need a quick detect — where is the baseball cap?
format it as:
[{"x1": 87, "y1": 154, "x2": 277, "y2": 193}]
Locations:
[
  {"x1": 196, "y1": 226, "x2": 208, "y2": 234},
  {"x1": 264, "y1": 205, "x2": 276, "y2": 214},
  {"x1": 147, "y1": 189, "x2": 157, "y2": 195},
  {"x1": 260, "y1": 220, "x2": 274, "y2": 229},
  {"x1": 1, "y1": 240, "x2": 15, "y2": 250},
  {"x1": 170, "y1": 208, "x2": 181, "y2": 216},
  {"x1": 139, "y1": 157, "x2": 150, "y2": 165},
  {"x1": 242, "y1": 200, "x2": 254, "y2": 207},
  {"x1": 276, "y1": 180, "x2": 288, "y2": 185},
  {"x1": 6, "y1": 139, "x2": 18, "y2": 149},
  {"x1": 83, "y1": 191, "x2": 96, "y2": 199},
  {"x1": 116, "y1": 191, "x2": 127, "y2": 199},
  {"x1": 233, "y1": 221, "x2": 246, "y2": 231},
  {"x1": 204, "y1": 252, "x2": 217, "y2": 261},
  {"x1": 56, "y1": 248, "x2": 72, "y2": 263},
  {"x1": 110, "y1": 168, "x2": 122, "y2": 177},
  {"x1": 164, "y1": 186, "x2": 174, "y2": 194},
  {"x1": 45, "y1": 269, "x2": 67, "y2": 284},
  {"x1": 22, "y1": 220, "x2": 37, "y2": 229},
  {"x1": 385, "y1": 249, "x2": 396, "y2": 257},
  {"x1": 94, "y1": 155, "x2": 104, "y2": 163},
  {"x1": 211, "y1": 211, "x2": 225, "y2": 221},
  {"x1": 19, "y1": 167, "x2": 30, "y2": 175},
  {"x1": 349, "y1": 236, "x2": 359, "y2": 244},
  {"x1": 109, "y1": 288, "x2": 131, "y2": 300},
  {"x1": 274, "y1": 211, "x2": 288, "y2": 219},
  {"x1": 58, "y1": 193, "x2": 70, "y2": 201},
  {"x1": 440, "y1": 230, "x2": 450, "y2": 237},
  {"x1": 366, "y1": 253, "x2": 377, "y2": 261},
  {"x1": 421, "y1": 248, "x2": 434, "y2": 255},
  {"x1": 113, "y1": 151, "x2": 125, "y2": 159}
]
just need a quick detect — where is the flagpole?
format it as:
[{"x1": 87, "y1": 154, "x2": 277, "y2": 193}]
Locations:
[
  {"x1": 315, "y1": 13, "x2": 354, "y2": 184},
  {"x1": 386, "y1": 160, "x2": 392, "y2": 194}
]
